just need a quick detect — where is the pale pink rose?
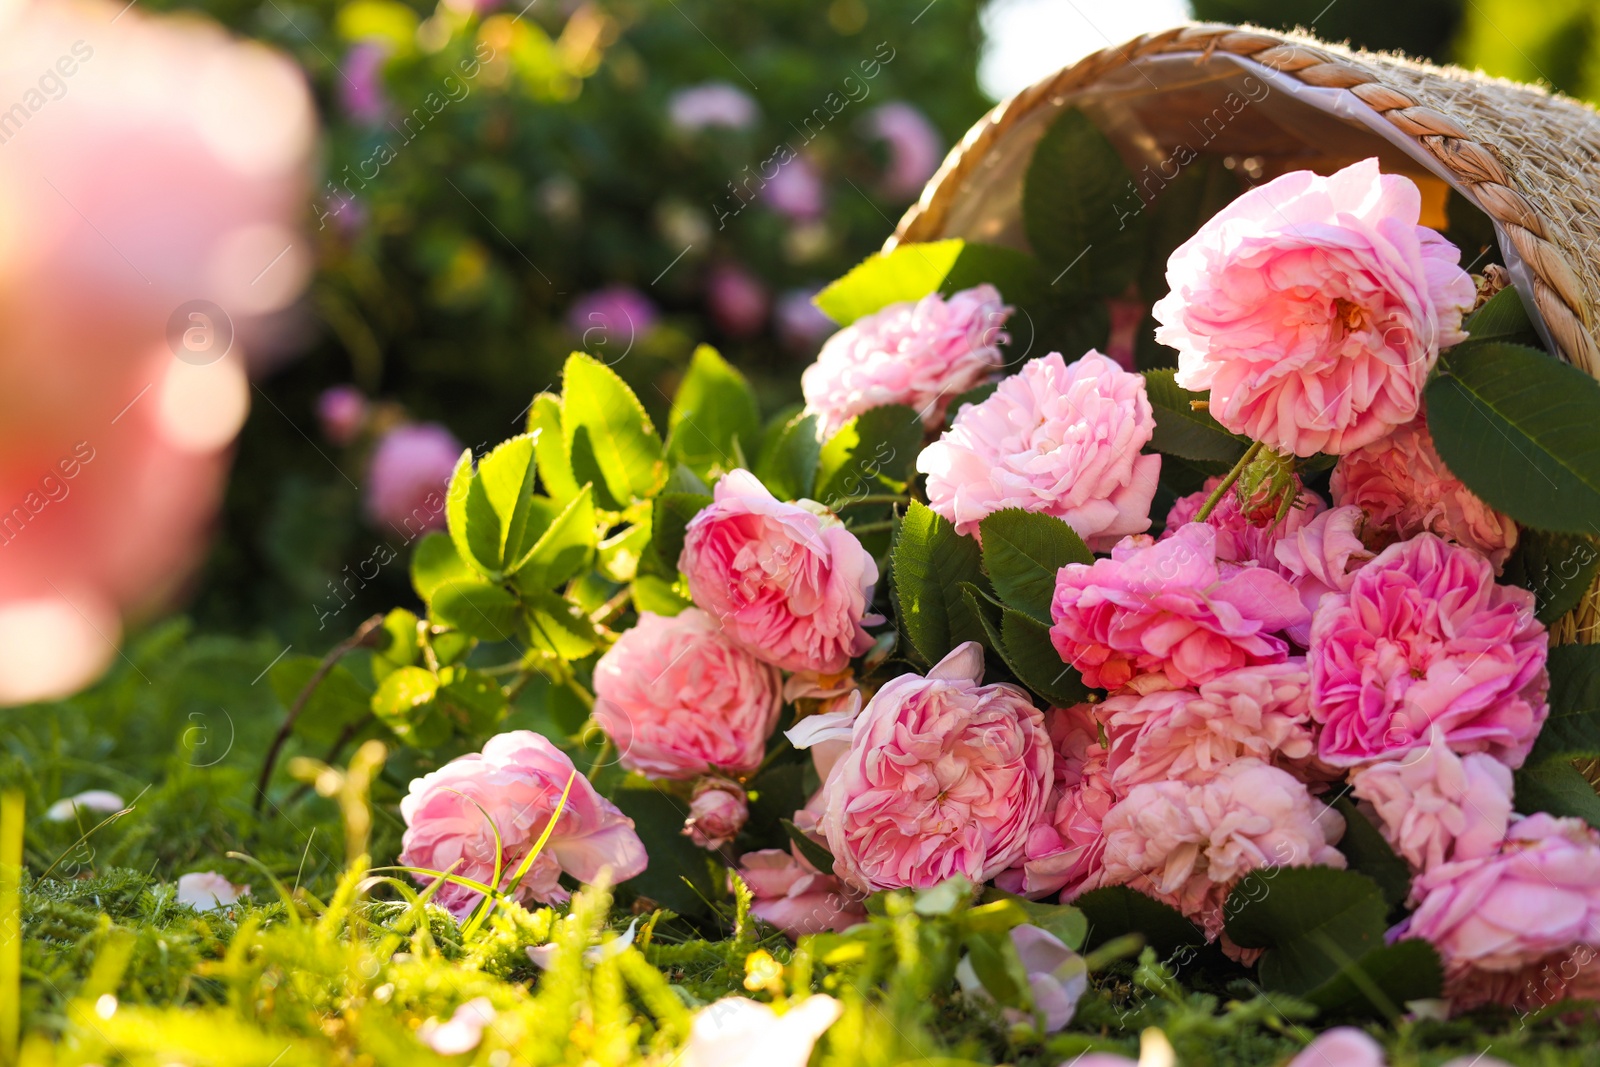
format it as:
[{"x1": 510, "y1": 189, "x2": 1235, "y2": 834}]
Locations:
[
  {"x1": 1309, "y1": 533, "x2": 1548, "y2": 767},
  {"x1": 339, "y1": 41, "x2": 390, "y2": 125},
  {"x1": 1273, "y1": 505, "x2": 1377, "y2": 643},
  {"x1": 679, "y1": 470, "x2": 878, "y2": 674},
  {"x1": 680, "y1": 995, "x2": 841, "y2": 1067},
  {"x1": 1331, "y1": 418, "x2": 1518, "y2": 570},
  {"x1": 736, "y1": 849, "x2": 867, "y2": 938},
  {"x1": 764, "y1": 155, "x2": 825, "y2": 221},
  {"x1": 593, "y1": 609, "x2": 781, "y2": 778},
  {"x1": 1350, "y1": 729, "x2": 1513, "y2": 877},
  {"x1": 1404, "y1": 814, "x2": 1600, "y2": 1010},
  {"x1": 398, "y1": 731, "x2": 647, "y2": 919},
  {"x1": 996, "y1": 704, "x2": 1116, "y2": 901},
  {"x1": 316, "y1": 385, "x2": 367, "y2": 445},
  {"x1": 956, "y1": 924, "x2": 1087, "y2": 1032},
  {"x1": 918, "y1": 351, "x2": 1161, "y2": 549},
  {"x1": 1101, "y1": 660, "x2": 1336, "y2": 790},
  {"x1": 1442, "y1": 945, "x2": 1600, "y2": 1017},
  {"x1": 802, "y1": 285, "x2": 1011, "y2": 438},
  {"x1": 683, "y1": 778, "x2": 750, "y2": 850},
  {"x1": 668, "y1": 82, "x2": 759, "y2": 131},
  {"x1": 1099, "y1": 759, "x2": 1346, "y2": 939},
  {"x1": 707, "y1": 262, "x2": 769, "y2": 338},
  {"x1": 566, "y1": 286, "x2": 659, "y2": 346},
  {"x1": 364, "y1": 422, "x2": 461, "y2": 534},
  {"x1": 816, "y1": 643, "x2": 1054, "y2": 891},
  {"x1": 175, "y1": 871, "x2": 248, "y2": 910},
  {"x1": 1049, "y1": 523, "x2": 1308, "y2": 691},
  {"x1": 1162, "y1": 474, "x2": 1326, "y2": 570},
  {"x1": 1154, "y1": 159, "x2": 1476, "y2": 457},
  {"x1": 860, "y1": 102, "x2": 942, "y2": 199},
  {"x1": 1287, "y1": 1028, "x2": 1386, "y2": 1067}
]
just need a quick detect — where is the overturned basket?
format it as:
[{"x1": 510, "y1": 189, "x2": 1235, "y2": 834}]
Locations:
[{"x1": 889, "y1": 21, "x2": 1600, "y2": 651}]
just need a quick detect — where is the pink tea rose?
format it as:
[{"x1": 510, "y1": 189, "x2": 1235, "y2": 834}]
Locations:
[
  {"x1": 736, "y1": 849, "x2": 867, "y2": 937},
  {"x1": 680, "y1": 995, "x2": 841, "y2": 1067},
  {"x1": 1331, "y1": 418, "x2": 1518, "y2": 569},
  {"x1": 707, "y1": 262, "x2": 769, "y2": 338},
  {"x1": 1049, "y1": 523, "x2": 1308, "y2": 691},
  {"x1": 1163, "y1": 474, "x2": 1326, "y2": 570},
  {"x1": 668, "y1": 82, "x2": 759, "y2": 132},
  {"x1": 860, "y1": 102, "x2": 943, "y2": 200},
  {"x1": 1350, "y1": 730, "x2": 1512, "y2": 877},
  {"x1": 1273, "y1": 505, "x2": 1376, "y2": 642},
  {"x1": 1099, "y1": 759, "x2": 1346, "y2": 939},
  {"x1": 1287, "y1": 1028, "x2": 1386, "y2": 1067},
  {"x1": 398, "y1": 731, "x2": 647, "y2": 919},
  {"x1": 679, "y1": 470, "x2": 878, "y2": 674},
  {"x1": 919, "y1": 351, "x2": 1160, "y2": 549},
  {"x1": 365, "y1": 422, "x2": 461, "y2": 534},
  {"x1": 956, "y1": 924, "x2": 1088, "y2": 1032},
  {"x1": 802, "y1": 285, "x2": 1010, "y2": 438},
  {"x1": 997, "y1": 704, "x2": 1116, "y2": 901},
  {"x1": 1309, "y1": 533, "x2": 1548, "y2": 767},
  {"x1": 1404, "y1": 814, "x2": 1600, "y2": 1010},
  {"x1": 1154, "y1": 158, "x2": 1476, "y2": 457},
  {"x1": 683, "y1": 778, "x2": 750, "y2": 850},
  {"x1": 317, "y1": 385, "x2": 367, "y2": 445},
  {"x1": 810, "y1": 643, "x2": 1054, "y2": 891},
  {"x1": 593, "y1": 609, "x2": 781, "y2": 779},
  {"x1": 1101, "y1": 660, "x2": 1334, "y2": 790}
]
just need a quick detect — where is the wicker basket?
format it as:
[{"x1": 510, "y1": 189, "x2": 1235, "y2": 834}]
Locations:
[{"x1": 889, "y1": 21, "x2": 1600, "y2": 650}]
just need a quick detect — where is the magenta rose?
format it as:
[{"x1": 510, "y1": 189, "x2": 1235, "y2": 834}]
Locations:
[
  {"x1": 316, "y1": 385, "x2": 367, "y2": 446},
  {"x1": 812, "y1": 643, "x2": 1054, "y2": 891},
  {"x1": 1309, "y1": 533, "x2": 1548, "y2": 767},
  {"x1": 593, "y1": 608, "x2": 781, "y2": 779},
  {"x1": 399, "y1": 731, "x2": 647, "y2": 919},
  {"x1": 1049, "y1": 523, "x2": 1308, "y2": 691},
  {"x1": 802, "y1": 284, "x2": 1010, "y2": 437},
  {"x1": 1154, "y1": 158, "x2": 1476, "y2": 456},
  {"x1": 683, "y1": 778, "x2": 750, "y2": 850},
  {"x1": 1331, "y1": 417, "x2": 1518, "y2": 569},
  {"x1": 679, "y1": 470, "x2": 878, "y2": 674},
  {"x1": 1162, "y1": 474, "x2": 1326, "y2": 570},
  {"x1": 736, "y1": 849, "x2": 867, "y2": 938},
  {"x1": 918, "y1": 351, "x2": 1160, "y2": 549}
]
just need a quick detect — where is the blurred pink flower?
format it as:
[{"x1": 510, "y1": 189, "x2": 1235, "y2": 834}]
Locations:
[
  {"x1": 1287, "y1": 1029, "x2": 1386, "y2": 1067},
  {"x1": 803, "y1": 285, "x2": 1010, "y2": 438},
  {"x1": 175, "y1": 871, "x2": 248, "y2": 910},
  {"x1": 1154, "y1": 159, "x2": 1476, "y2": 457},
  {"x1": 1049, "y1": 523, "x2": 1307, "y2": 692},
  {"x1": 683, "y1": 778, "x2": 751, "y2": 850},
  {"x1": 399, "y1": 731, "x2": 646, "y2": 919},
  {"x1": 1162, "y1": 474, "x2": 1326, "y2": 571},
  {"x1": 1309, "y1": 533, "x2": 1548, "y2": 767},
  {"x1": 736, "y1": 849, "x2": 867, "y2": 937},
  {"x1": 860, "y1": 102, "x2": 942, "y2": 199},
  {"x1": 764, "y1": 156, "x2": 825, "y2": 221},
  {"x1": 1272, "y1": 505, "x2": 1376, "y2": 643},
  {"x1": 0, "y1": 0, "x2": 314, "y2": 703},
  {"x1": 919, "y1": 351, "x2": 1160, "y2": 548},
  {"x1": 593, "y1": 609, "x2": 781, "y2": 779},
  {"x1": 418, "y1": 999, "x2": 495, "y2": 1056},
  {"x1": 364, "y1": 422, "x2": 461, "y2": 534},
  {"x1": 813, "y1": 642, "x2": 1054, "y2": 891},
  {"x1": 706, "y1": 262, "x2": 769, "y2": 338},
  {"x1": 680, "y1": 995, "x2": 841, "y2": 1067},
  {"x1": 1331, "y1": 418, "x2": 1518, "y2": 570},
  {"x1": 680, "y1": 470, "x2": 878, "y2": 674},
  {"x1": 668, "y1": 82, "x2": 759, "y2": 132},
  {"x1": 776, "y1": 287, "x2": 837, "y2": 353},
  {"x1": 956, "y1": 924, "x2": 1087, "y2": 1031},
  {"x1": 339, "y1": 41, "x2": 390, "y2": 125},
  {"x1": 316, "y1": 385, "x2": 367, "y2": 445},
  {"x1": 566, "y1": 286, "x2": 659, "y2": 348}
]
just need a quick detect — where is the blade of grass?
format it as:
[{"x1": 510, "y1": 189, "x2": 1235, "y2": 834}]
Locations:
[{"x1": 1, "y1": 790, "x2": 23, "y2": 1067}]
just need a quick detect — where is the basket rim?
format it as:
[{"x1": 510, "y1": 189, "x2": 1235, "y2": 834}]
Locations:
[{"x1": 889, "y1": 21, "x2": 1600, "y2": 379}]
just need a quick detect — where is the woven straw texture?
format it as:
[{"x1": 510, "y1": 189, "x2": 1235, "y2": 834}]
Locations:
[{"x1": 891, "y1": 21, "x2": 1600, "y2": 651}]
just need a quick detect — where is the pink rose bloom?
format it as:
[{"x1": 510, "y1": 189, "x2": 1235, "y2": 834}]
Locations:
[
  {"x1": 680, "y1": 995, "x2": 840, "y2": 1067},
  {"x1": 317, "y1": 385, "x2": 367, "y2": 445},
  {"x1": 683, "y1": 778, "x2": 750, "y2": 850},
  {"x1": 593, "y1": 609, "x2": 781, "y2": 778},
  {"x1": 776, "y1": 287, "x2": 836, "y2": 354},
  {"x1": 399, "y1": 731, "x2": 647, "y2": 919},
  {"x1": 1049, "y1": 523, "x2": 1308, "y2": 691},
  {"x1": 707, "y1": 262, "x2": 769, "y2": 339},
  {"x1": 997, "y1": 704, "x2": 1116, "y2": 901},
  {"x1": 1154, "y1": 158, "x2": 1476, "y2": 457},
  {"x1": 679, "y1": 470, "x2": 878, "y2": 674},
  {"x1": 764, "y1": 155, "x2": 825, "y2": 221},
  {"x1": 1404, "y1": 814, "x2": 1600, "y2": 1011},
  {"x1": 566, "y1": 286, "x2": 659, "y2": 347},
  {"x1": 918, "y1": 351, "x2": 1161, "y2": 549},
  {"x1": 668, "y1": 82, "x2": 759, "y2": 132},
  {"x1": 364, "y1": 422, "x2": 461, "y2": 534},
  {"x1": 339, "y1": 41, "x2": 390, "y2": 125},
  {"x1": 1350, "y1": 730, "x2": 1512, "y2": 877},
  {"x1": 813, "y1": 643, "x2": 1054, "y2": 891},
  {"x1": 1287, "y1": 1029, "x2": 1386, "y2": 1067},
  {"x1": 860, "y1": 102, "x2": 943, "y2": 199},
  {"x1": 1331, "y1": 418, "x2": 1518, "y2": 569},
  {"x1": 1273, "y1": 505, "x2": 1377, "y2": 643},
  {"x1": 1162, "y1": 474, "x2": 1326, "y2": 570},
  {"x1": 1101, "y1": 660, "x2": 1334, "y2": 790},
  {"x1": 1099, "y1": 759, "x2": 1346, "y2": 939},
  {"x1": 802, "y1": 285, "x2": 1010, "y2": 438},
  {"x1": 736, "y1": 849, "x2": 867, "y2": 938},
  {"x1": 1309, "y1": 533, "x2": 1548, "y2": 767}
]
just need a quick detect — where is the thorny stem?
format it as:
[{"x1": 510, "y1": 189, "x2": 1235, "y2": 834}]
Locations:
[{"x1": 1194, "y1": 440, "x2": 1264, "y2": 523}]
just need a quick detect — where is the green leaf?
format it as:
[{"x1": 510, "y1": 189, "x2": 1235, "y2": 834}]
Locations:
[
  {"x1": 649, "y1": 491, "x2": 712, "y2": 576},
  {"x1": 1143, "y1": 369, "x2": 1248, "y2": 464},
  {"x1": 371, "y1": 608, "x2": 422, "y2": 685},
  {"x1": 980, "y1": 888, "x2": 1088, "y2": 950},
  {"x1": 562, "y1": 352, "x2": 666, "y2": 509},
  {"x1": 913, "y1": 875, "x2": 975, "y2": 916},
  {"x1": 1504, "y1": 530, "x2": 1600, "y2": 625},
  {"x1": 522, "y1": 591, "x2": 599, "y2": 659},
  {"x1": 436, "y1": 666, "x2": 508, "y2": 735},
  {"x1": 666, "y1": 344, "x2": 761, "y2": 479},
  {"x1": 632, "y1": 574, "x2": 692, "y2": 616},
  {"x1": 370, "y1": 666, "x2": 450, "y2": 748},
  {"x1": 1000, "y1": 609, "x2": 1090, "y2": 707},
  {"x1": 1300, "y1": 939, "x2": 1443, "y2": 1017},
  {"x1": 1332, "y1": 796, "x2": 1411, "y2": 911},
  {"x1": 1462, "y1": 285, "x2": 1540, "y2": 346},
  {"x1": 964, "y1": 928, "x2": 1032, "y2": 1010},
  {"x1": 1425, "y1": 341, "x2": 1600, "y2": 535},
  {"x1": 1527, "y1": 646, "x2": 1600, "y2": 764},
  {"x1": 782, "y1": 818, "x2": 837, "y2": 876},
  {"x1": 430, "y1": 579, "x2": 521, "y2": 642},
  {"x1": 1513, "y1": 758, "x2": 1600, "y2": 830},
  {"x1": 979, "y1": 509, "x2": 1092, "y2": 625},
  {"x1": 893, "y1": 502, "x2": 986, "y2": 664},
  {"x1": 509, "y1": 485, "x2": 596, "y2": 592},
  {"x1": 1075, "y1": 886, "x2": 1206, "y2": 957},
  {"x1": 1138, "y1": 155, "x2": 1239, "y2": 303},
  {"x1": 814, "y1": 404, "x2": 921, "y2": 511},
  {"x1": 477, "y1": 434, "x2": 545, "y2": 573},
  {"x1": 1224, "y1": 867, "x2": 1388, "y2": 995},
  {"x1": 815, "y1": 239, "x2": 963, "y2": 325},
  {"x1": 610, "y1": 787, "x2": 714, "y2": 917},
  {"x1": 527, "y1": 392, "x2": 580, "y2": 503},
  {"x1": 445, "y1": 448, "x2": 502, "y2": 577},
  {"x1": 411, "y1": 531, "x2": 476, "y2": 604},
  {"x1": 1022, "y1": 107, "x2": 1147, "y2": 299},
  {"x1": 597, "y1": 519, "x2": 651, "y2": 584},
  {"x1": 269, "y1": 656, "x2": 373, "y2": 746},
  {"x1": 756, "y1": 410, "x2": 822, "y2": 503}
]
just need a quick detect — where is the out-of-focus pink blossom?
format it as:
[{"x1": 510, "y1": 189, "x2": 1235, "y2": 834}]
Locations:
[
  {"x1": 176, "y1": 871, "x2": 249, "y2": 910},
  {"x1": 418, "y1": 998, "x2": 496, "y2": 1056},
  {"x1": 339, "y1": 41, "x2": 390, "y2": 125},
  {"x1": 956, "y1": 924, "x2": 1087, "y2": 1032},
  {"x1": 364, "y1": 422, "x2": 461, "y2": 534},
  {"x1": 1287, "y1": 1029, "x2": 1386, "y2": 1067},
  {"x1": 736, "y1": 849, "x2": 867, "y2": 938},
  {"x1": 679, "y1": 995, "x2": 841, "y2": 1067},
  {"x1": 776, "y1": 287, "x2": 837, "y2": 353},
  {"x1": 668, "y1": 82, "x2": 759, "y2": 132},
  {"x1": 996, "y1": 703, "x2": 1115, "y2": 901},
  {"x1": 860, "y1": 102, "x2": 942, "y2": 199},
  {"x1": 317, "y1": 385, "x2": 367, "y2": 445},
  {"x1": 1104, "y1": 299, "x2": 1145, "y2": 372},
  {"x1": 706, "y1": 262, "x2": 769, "y2": 338},
  {"x1": 764, "y1": 156, "x2": 825, "y2": 221},
  {"x1": 683, "y1": 778, "x2": 751, "y2": 850},
  {"x1": 45, "y1": 790, "x2": 126, "y2": 822},
  {"x1": 566, "y1": 286, "x2": 659, "y2": 348}
]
